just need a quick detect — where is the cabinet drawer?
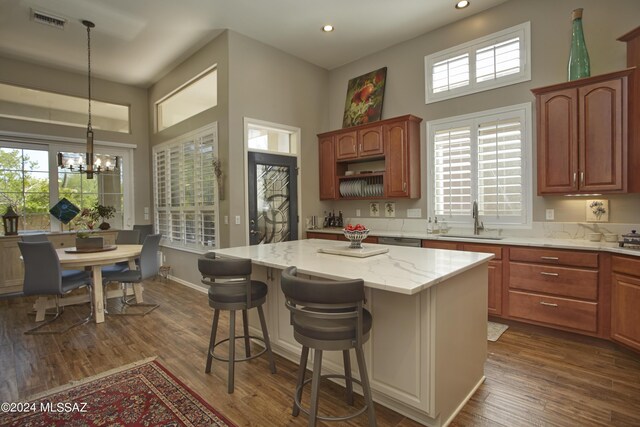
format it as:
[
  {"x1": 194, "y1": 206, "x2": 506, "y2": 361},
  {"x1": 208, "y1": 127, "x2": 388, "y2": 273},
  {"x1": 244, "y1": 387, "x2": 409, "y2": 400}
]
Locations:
[
  {"x1": 421, "y1": 240, "x2": 459, "y2": 250},
  {"x1": 509, "y1": 262, "x2": 598, "y2": 300},
  {"x1": 306, "y1": 232, "x2": 338, "y2": 240},
  {"x1": 462, "y1": 243, "x2": 502, "y2": 260},
  {"x1": 509, "y1": 247, "x2": 598, "y2": 268},
  {"x1": 612, "y1": 255, "x2": 640, "y2": 276},
  {"x1": 509, "y1": 290, "x2": 597, "y2": 333}
]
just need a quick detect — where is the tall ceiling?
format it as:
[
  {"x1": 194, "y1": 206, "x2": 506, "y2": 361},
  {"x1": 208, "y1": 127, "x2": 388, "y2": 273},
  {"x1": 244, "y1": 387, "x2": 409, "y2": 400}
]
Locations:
[{"x1": 0, "y1": 0, "x2": 509, "y2": 87}]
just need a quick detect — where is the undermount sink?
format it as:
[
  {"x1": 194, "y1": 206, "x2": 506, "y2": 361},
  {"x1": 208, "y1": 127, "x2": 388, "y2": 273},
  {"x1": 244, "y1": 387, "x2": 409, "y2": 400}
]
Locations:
[{"x1": 440, "y1": 234, "x2": 505, "y2": 241}]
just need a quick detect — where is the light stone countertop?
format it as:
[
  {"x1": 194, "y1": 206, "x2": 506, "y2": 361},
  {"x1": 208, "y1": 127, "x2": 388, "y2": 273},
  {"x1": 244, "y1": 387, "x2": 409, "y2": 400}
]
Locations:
[
  {"x1": 306, "y1": 228, "x2": 640, "y2": 257},
  {"x1": 211, "y1": 239, "x2": 494, "y2": 295}
]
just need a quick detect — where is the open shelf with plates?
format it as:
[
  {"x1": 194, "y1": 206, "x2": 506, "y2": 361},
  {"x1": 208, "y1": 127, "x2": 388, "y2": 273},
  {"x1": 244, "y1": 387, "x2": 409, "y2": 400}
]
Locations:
[{"x1": 318, "y1": 114, "x2": 422, "y2": 200}]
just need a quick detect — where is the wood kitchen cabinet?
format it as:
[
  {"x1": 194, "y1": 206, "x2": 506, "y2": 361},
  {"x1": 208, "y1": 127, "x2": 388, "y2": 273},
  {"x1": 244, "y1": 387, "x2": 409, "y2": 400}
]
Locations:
[
  {"x1": 532, "y1": 69, "x2": 635, "y2": 194},
  {"x1": 335, "y1": 125, "x2": 384, "y2": 160},
  {"x1": 318, "y1": 115, "x2": 422, "y2": 200},
  {"x1": 507, "y1": 247, "x2": 601, "y2": 335},
  {"x1": 318, "y1": 135, "x2": 337, "y2": 200},
  {"x1": 611, "y1": 256, "x2": 640, "y2": 352}
]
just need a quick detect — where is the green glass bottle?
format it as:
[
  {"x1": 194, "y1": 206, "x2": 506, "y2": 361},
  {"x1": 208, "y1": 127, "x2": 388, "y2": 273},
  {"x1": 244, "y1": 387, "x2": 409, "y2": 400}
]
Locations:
[{"x1": 568, "y1": 8, "x2": 591, "y2": 81}]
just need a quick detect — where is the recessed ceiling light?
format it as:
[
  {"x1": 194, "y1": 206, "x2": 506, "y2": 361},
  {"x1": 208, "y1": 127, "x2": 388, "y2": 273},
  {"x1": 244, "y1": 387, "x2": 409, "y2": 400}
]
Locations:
[
  {"x1": 455, "y1": 0, "x2": 470, "y2": 9},
  {"x1": 322, "y1": 25, "x2": 334, "y2": 32}
]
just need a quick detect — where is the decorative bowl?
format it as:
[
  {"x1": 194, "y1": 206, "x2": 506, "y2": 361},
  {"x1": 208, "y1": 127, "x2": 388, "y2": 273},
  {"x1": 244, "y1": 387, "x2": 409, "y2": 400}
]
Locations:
[{"x1": 343, "y1": 228, "x2": 370, "y2": 249}]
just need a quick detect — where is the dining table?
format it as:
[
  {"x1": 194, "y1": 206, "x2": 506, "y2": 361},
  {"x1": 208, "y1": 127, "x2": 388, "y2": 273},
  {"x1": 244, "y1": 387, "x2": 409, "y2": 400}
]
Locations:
[{"x1": 32, "y1": 244, "x2": 143, "y2": 323}]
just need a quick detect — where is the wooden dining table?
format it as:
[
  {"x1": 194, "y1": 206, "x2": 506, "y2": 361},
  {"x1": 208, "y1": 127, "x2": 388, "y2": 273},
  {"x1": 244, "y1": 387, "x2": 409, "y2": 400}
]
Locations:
[{"x1": 33, "y1": 244, "x2": 143, "y2": 324}]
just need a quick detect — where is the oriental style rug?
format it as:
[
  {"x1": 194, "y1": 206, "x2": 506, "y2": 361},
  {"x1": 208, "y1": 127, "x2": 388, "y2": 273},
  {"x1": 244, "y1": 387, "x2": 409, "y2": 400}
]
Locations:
[
  {"x1": 0, "y1": 358, "x2": 235, "y2": 427},
  {"x1": 488, "y1": 321, "x2": 509, "y2": 342}
]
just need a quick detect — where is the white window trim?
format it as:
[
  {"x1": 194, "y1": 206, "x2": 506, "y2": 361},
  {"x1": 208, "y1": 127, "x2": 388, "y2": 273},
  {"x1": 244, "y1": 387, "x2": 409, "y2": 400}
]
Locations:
[
  {"x1": 152, "y1": 122, "x2": 219, "y2": 251},
  {"x1": 0, "y1": 130, "x2": 135, "y2": 231},
  {"x1": 243, "y1": 117, "x2": 301, "y2": 246},
  {"x1": 426, "y1": 102, "x2": 533, "y2": 229},
  {"x1": 425, "y1": 22, "x2": 531, "y2": 104}
]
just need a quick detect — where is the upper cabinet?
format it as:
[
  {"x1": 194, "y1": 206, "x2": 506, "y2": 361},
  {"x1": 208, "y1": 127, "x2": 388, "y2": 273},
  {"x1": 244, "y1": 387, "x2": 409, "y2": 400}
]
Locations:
[
  {"x1": 532, "y1": 69, "x2": 633, "y2": 195},
  {"x1": 532, "y1": 26, "x2": 640, "y2": 196},
  {"x1": 318, "y1": 115, "x2": 422, "y2": 200},
  {"x1": 335, "y1": 125, "x2": 384, "y2": 160}
]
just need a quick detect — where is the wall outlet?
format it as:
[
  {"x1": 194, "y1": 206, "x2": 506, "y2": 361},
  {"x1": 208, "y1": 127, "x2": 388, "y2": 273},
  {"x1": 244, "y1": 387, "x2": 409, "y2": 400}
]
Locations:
[
  {"x1": 356, "y1": 209, "x2": 361, "y2": 217},
  {"x1": 235, "y1": 215, "x2": 241, "y2": 225},
  {"x1": 546, "y1": 209, "x2": 555, "y2": 221},
  {"x1": 224, "y1": 215, "x2": 229, "y2": 225}
]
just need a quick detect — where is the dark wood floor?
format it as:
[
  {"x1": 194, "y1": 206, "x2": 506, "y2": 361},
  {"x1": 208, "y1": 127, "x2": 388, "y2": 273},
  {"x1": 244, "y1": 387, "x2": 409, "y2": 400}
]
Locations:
[{"x1": 1, "y1": 279, "x2": 639, "y2": 426}]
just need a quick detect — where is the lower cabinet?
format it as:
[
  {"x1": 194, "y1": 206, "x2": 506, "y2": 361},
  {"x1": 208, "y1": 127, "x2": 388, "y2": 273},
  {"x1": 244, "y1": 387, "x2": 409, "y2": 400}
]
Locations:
[
  {"x1": 611, "y1": 256, "x2": 640, "y2": 352},
  {"x1": 422, "y1": 240, "x2": 504, "y2": 316},
  {"x1": 508, "y1": 247, "x2": 600, "y2": 336}
]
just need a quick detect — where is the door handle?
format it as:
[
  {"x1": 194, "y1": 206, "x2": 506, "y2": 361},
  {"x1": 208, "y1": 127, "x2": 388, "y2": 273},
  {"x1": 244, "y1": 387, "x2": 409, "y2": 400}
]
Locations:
[
  {"x1": 540, "y1": 301, "x2": 558, "y2": 307},
  {"x1": 540, "y1": 256, "x2": 559, "y2": 261},
  {"x1": 573, "y1": 172, "x2": 577, "y2": 187},
  {"x1": 580, "y1": 171, "x2": 584, "y2": 186}
]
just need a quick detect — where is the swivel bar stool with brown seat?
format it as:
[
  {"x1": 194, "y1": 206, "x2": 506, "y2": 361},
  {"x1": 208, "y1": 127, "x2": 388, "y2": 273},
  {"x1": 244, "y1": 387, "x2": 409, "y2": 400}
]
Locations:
[
  {"x1": 198, "y1": 253, "x2": 276, "y2": 394},
  {"x1": 280, "y1": 266, "x2": 376, "y2": 427}
]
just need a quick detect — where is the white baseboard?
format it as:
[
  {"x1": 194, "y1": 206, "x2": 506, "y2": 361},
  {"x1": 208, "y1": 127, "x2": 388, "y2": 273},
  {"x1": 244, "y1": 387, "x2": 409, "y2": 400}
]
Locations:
[{"x1": 167, "y1": 275, "x2": 207, "y2": 294}]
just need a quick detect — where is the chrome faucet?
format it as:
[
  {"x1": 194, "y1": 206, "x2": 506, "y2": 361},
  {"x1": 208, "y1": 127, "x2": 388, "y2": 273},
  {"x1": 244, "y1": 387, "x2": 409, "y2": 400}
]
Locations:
[{"x1": 472, "y1": 201, "x2": 484, "y2": 235}]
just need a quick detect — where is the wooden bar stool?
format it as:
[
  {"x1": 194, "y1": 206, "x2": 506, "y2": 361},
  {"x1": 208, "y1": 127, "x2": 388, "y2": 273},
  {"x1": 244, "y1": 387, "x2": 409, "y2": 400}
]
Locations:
[
  {"x1": 198, "y1": 253, "x2": 276, "y2": 394},
  {"x1": 281, "y1": 266, "x2": 376, "y2": 427}
]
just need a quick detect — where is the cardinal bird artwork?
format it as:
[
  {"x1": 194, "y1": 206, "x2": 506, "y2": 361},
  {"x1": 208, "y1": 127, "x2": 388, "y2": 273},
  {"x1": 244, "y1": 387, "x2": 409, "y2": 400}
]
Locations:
[{"x1": 342, "y1": 67, "x2": 387, "y2": 128}]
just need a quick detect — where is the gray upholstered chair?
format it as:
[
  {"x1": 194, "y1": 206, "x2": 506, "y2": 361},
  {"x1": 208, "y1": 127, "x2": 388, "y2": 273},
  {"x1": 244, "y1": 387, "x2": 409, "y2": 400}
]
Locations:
[
  {"x1": 133, "y1": 224, "x2": 153, "y2": 244},
  {"x1": 18, "y1": 241, "x2": 93, "y2": 335},
  {"x1": 281, "y1": 266, "x2": 376, "y2": 427},
  {"x1": 101, "y1": 229, "x2": 142, "y2": 275},
  {"x1": 101, "y1": 234, "x2": 161, "y2": 315},
  {"x1": 198, "y1": 253, "x2": 276, "y2": 394}
]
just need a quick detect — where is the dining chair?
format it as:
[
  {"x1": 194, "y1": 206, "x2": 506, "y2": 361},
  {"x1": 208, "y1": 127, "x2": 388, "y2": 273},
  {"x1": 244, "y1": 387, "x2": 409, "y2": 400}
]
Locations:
[
  {"x1": 18, "y1": 241, "x2": 93, "y2": 335},
  {"x1": 133, "y1": 224, "x2": 153, "y2": 244},
  {"x1": 101, "y1": 234, "x2": 161, "y2": 316},
  {"x1": 101, "y1": 229, "x2": 141, "y2": 275}
]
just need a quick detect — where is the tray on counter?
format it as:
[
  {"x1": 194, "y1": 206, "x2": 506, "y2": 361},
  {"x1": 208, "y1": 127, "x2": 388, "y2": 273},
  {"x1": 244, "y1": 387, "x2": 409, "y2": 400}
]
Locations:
[{"x1": 318, "y1": 246, "x2": 389, "y2": 258}]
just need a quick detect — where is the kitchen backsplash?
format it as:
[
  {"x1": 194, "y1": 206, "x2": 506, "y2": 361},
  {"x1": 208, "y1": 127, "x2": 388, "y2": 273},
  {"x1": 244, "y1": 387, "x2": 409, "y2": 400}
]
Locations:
[{"x1": 310, "y1": 218, "x2": 640, "y2": 241}]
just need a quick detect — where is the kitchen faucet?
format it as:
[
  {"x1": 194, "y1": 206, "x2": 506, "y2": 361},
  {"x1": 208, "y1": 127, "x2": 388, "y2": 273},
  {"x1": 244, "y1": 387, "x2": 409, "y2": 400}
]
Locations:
[{"x1": 472, "y1": 200, "x2": 484, "y2": 235}]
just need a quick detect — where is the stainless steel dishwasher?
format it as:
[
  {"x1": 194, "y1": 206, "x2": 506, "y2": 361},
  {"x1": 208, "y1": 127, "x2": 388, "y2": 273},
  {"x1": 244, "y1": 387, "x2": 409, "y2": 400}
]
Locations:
[{"x1": 377, "y1": 236, "x2": 422, "y2": 247}]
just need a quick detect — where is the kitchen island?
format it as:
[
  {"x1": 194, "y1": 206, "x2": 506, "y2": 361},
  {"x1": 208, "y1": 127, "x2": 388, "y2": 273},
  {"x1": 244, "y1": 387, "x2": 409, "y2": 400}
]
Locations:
[{"x1": 212, "y1": 239, "x2": 493, "y2": 426}]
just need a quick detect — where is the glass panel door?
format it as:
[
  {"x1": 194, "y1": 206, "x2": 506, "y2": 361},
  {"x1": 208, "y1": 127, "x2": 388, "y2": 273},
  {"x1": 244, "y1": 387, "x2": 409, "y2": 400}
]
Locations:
[{"x1": 248, "y1": 152, "x2": 298, "y2": 245}]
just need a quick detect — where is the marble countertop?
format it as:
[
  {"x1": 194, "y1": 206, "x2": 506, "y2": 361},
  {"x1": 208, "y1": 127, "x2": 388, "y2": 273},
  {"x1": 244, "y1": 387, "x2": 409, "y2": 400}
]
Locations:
[
  {"x1": 211, "y1": 239, "x2": 494, "y2": 295},
  {"x1": 307, "y1": 228, "x2": 640, "y2": 257}
]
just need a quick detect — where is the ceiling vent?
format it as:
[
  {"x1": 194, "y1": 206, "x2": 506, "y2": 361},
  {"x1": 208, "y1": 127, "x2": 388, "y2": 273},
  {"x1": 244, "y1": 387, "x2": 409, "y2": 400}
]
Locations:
[{"x1": 31, "y1": 9, "x2": 67, "y2": 30}]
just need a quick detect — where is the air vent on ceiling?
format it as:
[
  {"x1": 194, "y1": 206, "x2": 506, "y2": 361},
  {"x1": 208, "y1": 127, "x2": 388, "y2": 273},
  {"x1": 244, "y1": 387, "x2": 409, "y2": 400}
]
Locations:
[{"x1": 31, "y1": 9, "x2": 67, "y2": 29}]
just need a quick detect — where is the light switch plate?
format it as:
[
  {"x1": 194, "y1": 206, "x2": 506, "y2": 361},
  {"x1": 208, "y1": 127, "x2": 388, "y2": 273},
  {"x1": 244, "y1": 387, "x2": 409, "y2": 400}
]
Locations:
[
  {"x1": 224, "y1": 215, "x2": 229, "y2": 225},
  {"x1": 356, "y1": 209, "x2": 361, "y2": 217},
  {"x1": 235, "y1": 215, "x2": 241, "y2": 225},
  {"x1": 546, "y1": 209, "x2": 555, "y2": 221}
]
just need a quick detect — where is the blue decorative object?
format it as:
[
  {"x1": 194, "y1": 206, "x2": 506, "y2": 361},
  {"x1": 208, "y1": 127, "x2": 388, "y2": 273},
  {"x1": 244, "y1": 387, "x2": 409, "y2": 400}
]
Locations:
[{"x1": 49, "y1": 198, "x2": 80, "y2": 224}]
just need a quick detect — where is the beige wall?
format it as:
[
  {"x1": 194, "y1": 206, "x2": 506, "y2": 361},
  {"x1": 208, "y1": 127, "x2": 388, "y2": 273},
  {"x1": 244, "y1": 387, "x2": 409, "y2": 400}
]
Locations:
[
  {"x1": 227, "y1": 30, "x2": 329, "y2": 246},
  {"x1": 0, "y1": 56, "x2": 151, "y2": 224},
  {"x1": 323, "y1": 0, "x2": 640, "y2": 225}
]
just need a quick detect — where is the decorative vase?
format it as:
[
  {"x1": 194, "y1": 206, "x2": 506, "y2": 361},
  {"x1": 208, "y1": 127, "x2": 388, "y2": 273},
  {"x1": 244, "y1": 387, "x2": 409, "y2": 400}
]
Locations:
[
  {"x1": 568, "y1": 8, "x2": 590, "y2": 81},
  {"x1": 76, "y1": 236, "x2": 104, "y2": 250}
]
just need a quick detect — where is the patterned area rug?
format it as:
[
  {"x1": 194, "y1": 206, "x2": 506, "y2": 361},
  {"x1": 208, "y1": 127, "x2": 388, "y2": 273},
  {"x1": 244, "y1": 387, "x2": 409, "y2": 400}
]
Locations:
[
  {"x1": 488, "y1": 321, "x2": 509, "y2": 342},
  {"x1": 0, "y1": 358, "x2": 235, "y2": 427}
]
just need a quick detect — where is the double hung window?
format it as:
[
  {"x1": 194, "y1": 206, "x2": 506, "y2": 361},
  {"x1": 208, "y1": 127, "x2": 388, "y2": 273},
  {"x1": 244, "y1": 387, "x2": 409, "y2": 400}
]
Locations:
[
  {"x1": 153, "y1": 124, "x2": 218, "y2": 249},
  {"x1": 428, "y1": 103, "x2": 532, "y2": 226}
]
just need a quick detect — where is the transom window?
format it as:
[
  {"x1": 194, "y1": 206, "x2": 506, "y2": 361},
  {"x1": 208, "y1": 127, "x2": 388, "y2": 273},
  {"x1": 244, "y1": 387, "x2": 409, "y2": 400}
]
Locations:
[
  {"x1": 425, "y1": 22, "x2": 531, "y2": 103},
  {"x1": 428, "y1": 103, "x2": 532, "y2": 227},
  {"x1": 153, "y1": 123, "x2": 219, "y2": 249}
]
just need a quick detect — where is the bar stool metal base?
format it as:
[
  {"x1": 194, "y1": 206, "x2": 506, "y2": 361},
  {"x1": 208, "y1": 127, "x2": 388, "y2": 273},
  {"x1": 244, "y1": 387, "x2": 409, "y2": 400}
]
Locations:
[
  {"x1": 209, "y1": 335, "x2": 269, "y2": 363},
  {"x1": 294, "y1": 374, "x2": 369, "y2": 422}
]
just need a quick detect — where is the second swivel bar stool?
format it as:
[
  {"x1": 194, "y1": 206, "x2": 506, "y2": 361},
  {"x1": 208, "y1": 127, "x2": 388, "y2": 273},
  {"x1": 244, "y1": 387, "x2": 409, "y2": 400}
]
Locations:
[{"x1": 198, "y1": 253, "x2": 276, "y2": 393}]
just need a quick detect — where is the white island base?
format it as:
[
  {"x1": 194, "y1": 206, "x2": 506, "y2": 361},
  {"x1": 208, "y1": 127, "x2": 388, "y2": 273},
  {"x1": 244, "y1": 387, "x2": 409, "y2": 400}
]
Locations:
[{"x1": 213, "y1": 240, "x2": 490, "y2": 426}]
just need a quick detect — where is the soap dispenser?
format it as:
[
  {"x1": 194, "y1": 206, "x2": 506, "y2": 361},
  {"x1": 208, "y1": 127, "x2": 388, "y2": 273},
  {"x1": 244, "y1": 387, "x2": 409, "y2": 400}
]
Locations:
[{"x1": 427, "y1": 217, "x2": 433, "y2": 234}]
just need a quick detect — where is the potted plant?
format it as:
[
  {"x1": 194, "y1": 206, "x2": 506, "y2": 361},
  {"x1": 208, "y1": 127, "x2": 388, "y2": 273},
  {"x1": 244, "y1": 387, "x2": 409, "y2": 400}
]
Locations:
[
  {"x1": 75, "y1": 208, "x2": 103, "y2": 250},
  {"x1": 94, "y1": 204, "x2": 116, "y2": 230}
]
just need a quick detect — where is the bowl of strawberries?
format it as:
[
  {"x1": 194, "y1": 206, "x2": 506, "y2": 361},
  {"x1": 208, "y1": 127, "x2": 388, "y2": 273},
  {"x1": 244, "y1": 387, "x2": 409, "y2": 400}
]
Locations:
[{"x1": 343, "y1": 223, "x2": 370, "y2": 249}]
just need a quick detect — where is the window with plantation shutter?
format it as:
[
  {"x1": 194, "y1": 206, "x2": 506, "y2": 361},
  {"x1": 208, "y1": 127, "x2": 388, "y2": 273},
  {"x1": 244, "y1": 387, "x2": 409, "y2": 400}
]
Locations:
[
  {"x1": 425, "y1": 22, "x2": 530, "y2": 103},
  {"x1": 428, "y1": 104, "x2": 531, "y2": 227},
  {"x1": 153, "y1": 123, "x2": 219, "y2": 249}
]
